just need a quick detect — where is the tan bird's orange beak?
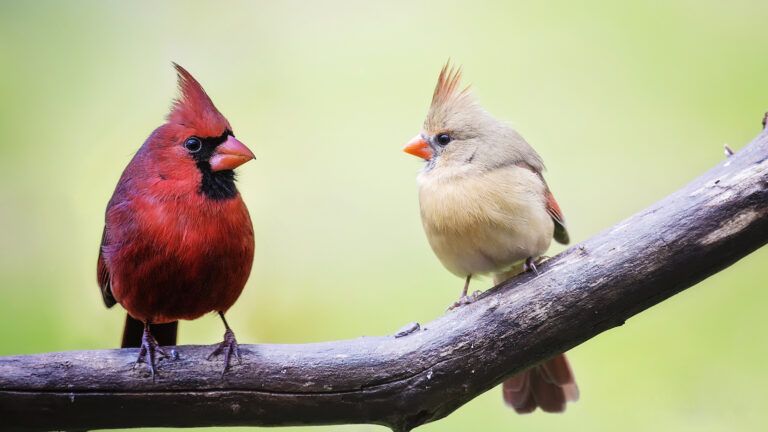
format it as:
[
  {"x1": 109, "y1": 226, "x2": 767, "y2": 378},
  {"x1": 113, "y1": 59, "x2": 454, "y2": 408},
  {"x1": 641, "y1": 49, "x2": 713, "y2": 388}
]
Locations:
[
  {"x1": 210, "y1": 136, "x2": 255, "y2": 172},
  {"x1": 403, "y1": 135, "x2": 432, "y2": 160}
]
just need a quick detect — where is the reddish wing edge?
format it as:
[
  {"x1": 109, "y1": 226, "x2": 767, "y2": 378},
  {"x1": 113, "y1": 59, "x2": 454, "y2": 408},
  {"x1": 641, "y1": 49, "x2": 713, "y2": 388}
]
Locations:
[
  {"x1": 514, "y1": 161, "x2": 570, "y2": 245},
  {"x1": 545, "y1": 190, "x2": 570, "y2": 245}
]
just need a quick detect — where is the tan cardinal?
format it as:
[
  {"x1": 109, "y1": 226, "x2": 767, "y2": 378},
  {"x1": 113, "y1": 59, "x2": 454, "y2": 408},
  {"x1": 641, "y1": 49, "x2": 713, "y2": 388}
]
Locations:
[{"x1": 403, "y1": 63, "x2": 578, "y2": 413}]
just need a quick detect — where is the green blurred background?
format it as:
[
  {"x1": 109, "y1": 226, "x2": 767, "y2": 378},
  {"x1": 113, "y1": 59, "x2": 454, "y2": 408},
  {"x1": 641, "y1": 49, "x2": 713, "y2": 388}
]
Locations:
[{"x1": 1, "y1": 1, "x2": 767, "y2": 431}]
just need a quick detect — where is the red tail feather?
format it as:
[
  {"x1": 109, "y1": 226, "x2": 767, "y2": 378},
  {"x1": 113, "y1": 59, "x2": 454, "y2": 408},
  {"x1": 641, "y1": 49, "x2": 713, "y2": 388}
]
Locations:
[{"x1": 503, "y1": 353, "x2": 579, "y2": 414}]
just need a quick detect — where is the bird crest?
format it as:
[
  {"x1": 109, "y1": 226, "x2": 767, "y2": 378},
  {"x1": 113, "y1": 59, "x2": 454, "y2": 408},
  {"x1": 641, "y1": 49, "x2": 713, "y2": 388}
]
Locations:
[
  {"x1": 431, "y1": 62, "x2": 469, "y2": 110},
  {"x1": 167, "y1": 63, "x2": 231, "y2": 136},
  {"x1": 426, "y1": 62, "x2": 475, "y2": 131}
]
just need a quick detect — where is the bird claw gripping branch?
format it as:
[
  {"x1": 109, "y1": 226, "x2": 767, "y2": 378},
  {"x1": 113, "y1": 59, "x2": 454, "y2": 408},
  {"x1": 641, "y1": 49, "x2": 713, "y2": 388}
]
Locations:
[
  {"x1": 447, "y1": 290, "x2": 482, "y2": 311},
  {"x1": 134, "y1": 324, "x2": 170, "y2": 380},
  {"x1": 208, "y1": 328, "x2": 242, "y2": 374},
  {"x1": 523, "y1": 257, "x2": 540, "y2": 275}
]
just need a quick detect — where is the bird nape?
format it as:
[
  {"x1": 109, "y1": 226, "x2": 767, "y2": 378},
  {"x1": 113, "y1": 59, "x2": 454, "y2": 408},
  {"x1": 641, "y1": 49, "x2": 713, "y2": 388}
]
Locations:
[
  {"x1": 403, "y1": 62, "x2": 578, "y2": 413},
  {"x1": 97, "y1": 63, "x2": 256, "y2": 378}
]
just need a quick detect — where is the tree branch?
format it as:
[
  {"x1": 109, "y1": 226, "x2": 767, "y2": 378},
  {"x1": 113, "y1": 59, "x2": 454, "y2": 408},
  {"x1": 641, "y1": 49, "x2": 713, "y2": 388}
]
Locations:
[{"x1": 2, "y1": 127, "x2": 767, "y2": 432}]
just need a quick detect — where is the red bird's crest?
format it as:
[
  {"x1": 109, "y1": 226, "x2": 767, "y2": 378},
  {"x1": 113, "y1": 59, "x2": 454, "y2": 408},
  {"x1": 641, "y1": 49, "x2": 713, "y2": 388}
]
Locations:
[{"x1": 167, "y1": 63, "x2": 231, "y2": 137}]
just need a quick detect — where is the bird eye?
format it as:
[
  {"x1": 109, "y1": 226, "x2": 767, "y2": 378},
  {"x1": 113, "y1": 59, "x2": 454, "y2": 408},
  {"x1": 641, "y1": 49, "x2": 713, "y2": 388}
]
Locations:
[
  {"x1": 184, "y1": 137, "x2": 202, "y2": 153},
  {"x1": 436, "y1": 133, "x2": 452, "y2": 146}
]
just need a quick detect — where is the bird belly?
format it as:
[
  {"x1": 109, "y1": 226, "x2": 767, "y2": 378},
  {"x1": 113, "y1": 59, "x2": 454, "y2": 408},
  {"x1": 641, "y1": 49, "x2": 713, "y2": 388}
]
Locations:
[
  {"x1": 418, "y1": 167, "x2": 553, "y2": 277},
  {"x1": 112, "y1": 246, "x2": 249, "y2": 324},
  {"x1": 105, "y1": 197, "x2": 254, "y2": 324}
]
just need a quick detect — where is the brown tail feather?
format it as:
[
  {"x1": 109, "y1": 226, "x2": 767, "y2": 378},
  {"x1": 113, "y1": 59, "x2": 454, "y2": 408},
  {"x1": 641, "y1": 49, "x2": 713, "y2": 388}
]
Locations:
[
  {"x1": 503, "y1": 370, "x2": 537, "y2": 413},
  {"x1": 503, "y1": 353, "x2": 579, "y2": 414},
  {"x1": 120, "y1": 314, "x2": 178, "y2": 348}
]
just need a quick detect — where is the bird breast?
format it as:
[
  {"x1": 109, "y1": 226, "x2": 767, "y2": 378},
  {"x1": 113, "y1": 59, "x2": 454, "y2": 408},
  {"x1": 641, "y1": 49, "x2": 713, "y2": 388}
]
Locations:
[
  {"x1": 105, "y1": 192, "x2": 254, "y2": 323},
  {"x1": 417, "y1": 165, "x2": 554, "y2": 277}
]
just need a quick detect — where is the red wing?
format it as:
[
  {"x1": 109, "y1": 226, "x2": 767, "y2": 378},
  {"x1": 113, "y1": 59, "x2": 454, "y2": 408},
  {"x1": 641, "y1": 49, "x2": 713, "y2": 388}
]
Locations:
[
  {"x1": 546, "y1": 190, "x2": 570, "y2": 245},
  {"x1": 98, "y1": 226, "x2": 117, "y2": 308}
]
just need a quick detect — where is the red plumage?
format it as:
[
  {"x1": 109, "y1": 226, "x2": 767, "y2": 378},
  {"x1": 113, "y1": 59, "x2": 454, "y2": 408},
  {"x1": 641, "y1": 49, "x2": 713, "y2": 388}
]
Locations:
[
  {"x1": 97, "y1": 64, "x2": 255, "y2": 376},
  {"x1": 503, "y1": 354, "x2": 580, "y2": 414}
]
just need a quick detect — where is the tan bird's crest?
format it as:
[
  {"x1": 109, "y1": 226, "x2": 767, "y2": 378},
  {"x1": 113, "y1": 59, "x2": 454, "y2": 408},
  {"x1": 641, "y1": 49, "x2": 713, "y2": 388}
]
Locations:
[
  {"x1": 430, "y1": 62, "x2": 471, "y2": 110},
  {"x1": 426, "y1": 62, "x2": 475, "y2": 132}
]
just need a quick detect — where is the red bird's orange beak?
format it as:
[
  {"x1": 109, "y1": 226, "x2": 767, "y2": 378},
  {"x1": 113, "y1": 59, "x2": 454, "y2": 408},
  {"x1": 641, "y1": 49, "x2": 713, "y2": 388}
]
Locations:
[
  {"x1": 403, "y1": 135, "x2": 432, "y2": 160},
  {"x1": 210, "y1": 136, "x2": 255, "y2": 172}
]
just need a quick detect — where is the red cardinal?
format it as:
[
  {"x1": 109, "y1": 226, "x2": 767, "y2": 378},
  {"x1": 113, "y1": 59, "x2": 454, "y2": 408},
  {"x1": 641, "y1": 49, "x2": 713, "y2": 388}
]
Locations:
[{"x1": 97, "y1": 64, "x2": 255, "y2": 376}]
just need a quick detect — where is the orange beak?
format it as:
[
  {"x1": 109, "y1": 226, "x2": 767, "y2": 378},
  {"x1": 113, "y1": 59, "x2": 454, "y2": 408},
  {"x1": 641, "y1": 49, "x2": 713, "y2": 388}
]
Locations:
[
  {"x1": 403, "y1": 134, "x2": 432, "y2": 160},
  {"x1": 210, "y1": 136, "x2": 255, "y2": 172}
]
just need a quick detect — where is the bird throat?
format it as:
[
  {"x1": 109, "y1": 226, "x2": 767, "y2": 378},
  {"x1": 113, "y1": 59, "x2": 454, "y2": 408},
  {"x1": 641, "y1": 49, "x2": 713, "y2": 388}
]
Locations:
[
  {"x1": 196, "y1": 162, "x2": 238, "y2": 200},
  {"x1": 188, "y1": 131, "x2": 239, "y2": 201}
]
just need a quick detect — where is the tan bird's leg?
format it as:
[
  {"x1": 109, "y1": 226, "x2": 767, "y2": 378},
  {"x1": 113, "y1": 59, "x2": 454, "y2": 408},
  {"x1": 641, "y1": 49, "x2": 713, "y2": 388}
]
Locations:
[
  {"x1": 461, "y1": 274, "x2": 471, "y2": 297},
  {"x1": 449, "y1": 274, "x2": 480, "y2": 310},
  {"x1": 523, "y1": 257, "x2": 540, "y2": 275}
]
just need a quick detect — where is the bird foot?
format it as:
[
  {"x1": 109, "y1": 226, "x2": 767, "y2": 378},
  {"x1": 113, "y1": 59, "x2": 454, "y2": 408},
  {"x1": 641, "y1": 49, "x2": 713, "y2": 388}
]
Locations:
[
  {"x1": 134, "y1": 328, "x2": 169, "y2": 380},
  {"x1": 448, "y1": 290, "x2": 482, "y2": 311},
  {"x1": 523, "y1": 257, "x2": 540, "y2": 275},
  {"x1": 208, "y1": 328, "x2": 241, "y2": 374}
]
